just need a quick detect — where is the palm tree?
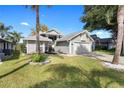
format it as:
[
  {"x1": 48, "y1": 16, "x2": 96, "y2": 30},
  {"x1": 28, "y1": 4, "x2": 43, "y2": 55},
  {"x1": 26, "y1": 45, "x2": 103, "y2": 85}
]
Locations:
[
  {"x1": 112, "y1": 6, "x2": 124, "y2": 64},
  {"x1": 30, "y1": 28, "x2": 36, "y2": 36},
  {"x1": 40, "y1": 24, "x2": 49, "y2": 32},
  {"x1": 6, "y1": 31, "x2": 23, "y2": 44},
  {"x1": 26, "y1": 5, "x2": 52, "y2": 54},
  {"x1": 26, "y1": 5, "x2": 40, "y2": 54},
  {"x1": 0, "y1": 23, "x2": 12, "y2": 38}
]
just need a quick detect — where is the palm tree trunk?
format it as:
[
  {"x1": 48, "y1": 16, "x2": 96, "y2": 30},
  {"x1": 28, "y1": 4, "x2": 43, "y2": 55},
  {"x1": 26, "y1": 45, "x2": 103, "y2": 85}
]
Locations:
[
  {"x1": 36, "y1": 5, "x2": 40, "y2": 54},
  {"x1": 112, "y1": 5, "x2": 124, "y2": 64},
  {"x1": 121, "y1": 35, "x2": 124, "y2": 56}
]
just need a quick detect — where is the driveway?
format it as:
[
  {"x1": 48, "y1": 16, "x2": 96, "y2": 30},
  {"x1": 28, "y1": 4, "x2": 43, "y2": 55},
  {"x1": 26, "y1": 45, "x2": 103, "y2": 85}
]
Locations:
[{"x1": 82, "y1": 52, "x2": 124, "y2": 65}]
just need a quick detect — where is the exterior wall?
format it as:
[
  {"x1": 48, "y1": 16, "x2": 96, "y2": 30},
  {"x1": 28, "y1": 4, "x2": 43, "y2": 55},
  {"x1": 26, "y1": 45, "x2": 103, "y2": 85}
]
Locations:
[
  {"x1": 55, "y1": 33, "x2": 93, "y2": 55},
  {"x1": 0, "y1": 42, "x2": 13, "y2": 55},
  {"x1": 55, "y1": 41, "x2": 69, "y2": 54},
  {"x1": 71, "y1": 42, "x2": 92, "y2": 55},
  {"x1": 108, "y1": 43, "x2": 116, "y2": 50},
  {"x1": 0, "y1": 43, "x2": 4, "y2": 51},
  {"x1": 26, "y1": 40, "x2": 46, "y2": 54},
  {"x1": 70, "y1": 33, "x2": 93, "y2": 54},
  {"x1": 71, "y1": 33, "x2": 92, "y2": 43},
  {"x1": 27, "y1": 41, "x2": 36, "y2": 54},
  {"x1": 0, "y1": 53, "x2": 5, "y2": 61}
]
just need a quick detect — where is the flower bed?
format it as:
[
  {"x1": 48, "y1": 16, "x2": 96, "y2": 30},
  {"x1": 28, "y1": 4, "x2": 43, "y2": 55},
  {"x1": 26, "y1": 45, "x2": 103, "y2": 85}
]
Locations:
[
  {"x1": 29, "y1": 60, "x2": 51, "y2": 65},
  {"x1": 29, "y1": 54, "x2": 51, "y2": 65}
]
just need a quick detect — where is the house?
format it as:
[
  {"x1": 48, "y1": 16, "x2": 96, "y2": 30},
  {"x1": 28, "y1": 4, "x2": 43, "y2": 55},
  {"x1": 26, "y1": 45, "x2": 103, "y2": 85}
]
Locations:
[
  {"x1": 90, "y1": 35, "x2": 101, "y2": 46},
  {"x1": 40, "y1": 29, "x2": 62, "y2": 42},
  {"x1": 55, "y1": 30, "x2": 94, "y2": 55},
  {"x1": 100, "y1": 38, "x2": 116, "y2": 49},
  {"x1": 0, "y1": 38, "x2": 13, "y2": 61},
  {"x1": 24, "y1": 29, "x2": 62, "y2": 54},
  {"x1": 91, "y1": 34, "x2": 116, "y2": 50}
]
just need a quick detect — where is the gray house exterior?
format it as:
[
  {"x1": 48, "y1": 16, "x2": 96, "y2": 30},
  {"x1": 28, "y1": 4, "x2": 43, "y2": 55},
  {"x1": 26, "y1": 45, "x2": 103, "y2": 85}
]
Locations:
[
  {"x1": 23, "y1": 35, "x2": 52, "y2": 54},
  {"x1": 0, "y1": 38, "x2": 13, "y2": 61},
  {"x1": 24, "y1": 29, "x2": 94, "y2": 55},
  {"x1": 55, "y1": 30, "x2": 94, "y2": 55},
  {"x1": 24, "y1": 29, "x2": 62, "y2": 54}
]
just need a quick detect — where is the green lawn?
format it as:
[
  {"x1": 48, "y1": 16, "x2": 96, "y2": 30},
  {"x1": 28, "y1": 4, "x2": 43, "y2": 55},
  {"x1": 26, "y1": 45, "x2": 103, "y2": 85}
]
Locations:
[
  {"x1": 0, "y1": 54, "x2": 124, "y2": 88},
  {"x1": 95, "y1": 49, "x2": 115, "y2": 55}
]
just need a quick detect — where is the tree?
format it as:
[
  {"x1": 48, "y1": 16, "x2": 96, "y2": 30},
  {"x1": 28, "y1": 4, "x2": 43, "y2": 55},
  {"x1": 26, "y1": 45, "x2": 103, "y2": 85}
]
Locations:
[
  {"x1": 26, "y1": 5, "x2": 41, "y2": 54},
  {"x1": 81, "y1": 5, "x2": 124, "y2": 64},
  {"x1": 6, "y1": 31, "x2": 23, "y2": 44},
  {"x1": 40, "y1": 24, "x2": 49, "y2": 32},
  {"x1": 81, "y1": 6, "x2": 118, "y2": 34},
  {"x1": 30, "y1": 28, "x2": 36, "y2": 36},
  {"x1": 26, "y1": 5, "x2": 51, "y2": 54},
  {"x1": 0, "y1": 22, "x2": 12, "y2": 38},
  {"x1": 112, "y1": 6, "x2": 124, "y2": 64}
]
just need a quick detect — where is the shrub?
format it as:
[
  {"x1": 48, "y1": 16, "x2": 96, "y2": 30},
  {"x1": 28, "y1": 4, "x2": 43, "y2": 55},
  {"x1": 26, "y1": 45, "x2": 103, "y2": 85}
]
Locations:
[
  {"x1": 16, "y1": 43, "x2": 26, "y2": 53},
  {"x1": 31, "y1": 54, "x2": 47, "y2": 62},
  {"x1": 95, "y1": 45, "x2": 107, "y2": 50}
]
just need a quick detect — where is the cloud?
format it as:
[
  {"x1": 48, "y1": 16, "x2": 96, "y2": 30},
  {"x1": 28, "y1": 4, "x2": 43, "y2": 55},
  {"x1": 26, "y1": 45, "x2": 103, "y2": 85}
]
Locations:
[
  {"x1": 20, "y1": 22, "x2": 30, "y2": 26},
  {"x1": 96, "y1": 32, "x2": 103, "y2": 36}
]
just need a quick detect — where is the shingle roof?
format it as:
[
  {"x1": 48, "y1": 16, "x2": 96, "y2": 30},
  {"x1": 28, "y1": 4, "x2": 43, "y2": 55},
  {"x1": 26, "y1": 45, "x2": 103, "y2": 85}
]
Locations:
[
  {"x1": 39, "y1": 28, "x2": 63, "y2": 36},
  {"x1": 100, "y1": 38, "x2": 114, "y2": 43},
  {"x1": 57, "y1": 30, "x2": 94, "y2": 42},
  {"x1": 0, "y1": 38, "x2": 12, "y2": 43},
  {"x1": 23, "y1": 35, "x2": 52, "y2": 42}
]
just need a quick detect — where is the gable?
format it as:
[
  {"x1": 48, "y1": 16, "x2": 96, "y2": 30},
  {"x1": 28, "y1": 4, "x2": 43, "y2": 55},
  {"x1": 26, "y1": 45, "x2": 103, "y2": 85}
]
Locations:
[
  {"x1": 57, "y1": 30, "x2": 94, "y2": 42},
  {"x1": 70, "y1": 32, "x2": 93, "y2": 43},
  {"x1": 47, "y1": 30, "x2": 61, "y2": 35}
]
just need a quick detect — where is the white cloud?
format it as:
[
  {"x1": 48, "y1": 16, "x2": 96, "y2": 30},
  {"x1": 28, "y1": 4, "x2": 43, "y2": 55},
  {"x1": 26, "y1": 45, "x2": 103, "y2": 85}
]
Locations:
[
  {"x1": 96, "y1": 32, "x2": 103, "y2": 36},
  {"x1": 20, "y1": 22, "x2": 30, "y2": 26}
]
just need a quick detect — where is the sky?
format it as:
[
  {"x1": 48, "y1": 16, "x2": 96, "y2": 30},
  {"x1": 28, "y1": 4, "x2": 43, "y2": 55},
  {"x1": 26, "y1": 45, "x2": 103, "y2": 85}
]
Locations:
[{"x1": 0, "y1": 5, "x2": 112, "y2": 38}]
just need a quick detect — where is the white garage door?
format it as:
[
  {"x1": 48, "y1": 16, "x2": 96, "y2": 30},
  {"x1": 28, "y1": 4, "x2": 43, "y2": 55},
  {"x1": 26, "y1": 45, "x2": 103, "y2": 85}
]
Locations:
[{"x1": 72, "y1": 42, "x2": 92, "y2": 55}]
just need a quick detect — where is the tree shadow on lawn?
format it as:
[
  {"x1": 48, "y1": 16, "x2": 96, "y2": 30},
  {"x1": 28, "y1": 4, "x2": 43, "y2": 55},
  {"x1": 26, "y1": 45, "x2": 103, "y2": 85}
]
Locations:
[
  {"x1": 30, "y1": 64, "x2": 124, "y2": 88},
  {"x1": 49, "y1": 54, "x2": 64, "y2": 59},
  {"x1": 0, "y1": 62, "x2": 29, "y2": 79}
]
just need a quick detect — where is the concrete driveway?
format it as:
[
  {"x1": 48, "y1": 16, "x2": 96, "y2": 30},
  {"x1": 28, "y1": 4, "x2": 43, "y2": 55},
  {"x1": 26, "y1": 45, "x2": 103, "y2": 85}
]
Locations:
[{"x1": 82, "y1": 52, "x2": 124, "y2": 65}]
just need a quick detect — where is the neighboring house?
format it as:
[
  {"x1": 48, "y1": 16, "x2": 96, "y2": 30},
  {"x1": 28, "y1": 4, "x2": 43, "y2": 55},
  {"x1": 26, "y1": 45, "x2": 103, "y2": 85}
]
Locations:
[
  {"x1": 100, "y1": 38, "x2": 116, "y2": 49},
  {"x1": 24, "y1": 28, "x2": 62, "y2": 54},
  {"x1": 55, "y1": 30, "x2": 94, "y2": 55},
  {"x1": 91, "y1": 34, "x2": 116, "y2": 50},
  {"x1": 0, "y1": 38, "x2": 13, "y2": 61},
  {"x1": 91, "y1": 35, "x2": 101, "y2": 46}
]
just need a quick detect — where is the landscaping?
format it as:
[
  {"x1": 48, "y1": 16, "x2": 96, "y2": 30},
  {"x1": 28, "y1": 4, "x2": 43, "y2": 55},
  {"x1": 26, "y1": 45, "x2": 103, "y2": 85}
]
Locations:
[
  {"x1": 95, "y1": 49, "x2": 115, "y2": 55},
  {"x1": 0, "y1": 54, "x2": 124, "y2": 88}
]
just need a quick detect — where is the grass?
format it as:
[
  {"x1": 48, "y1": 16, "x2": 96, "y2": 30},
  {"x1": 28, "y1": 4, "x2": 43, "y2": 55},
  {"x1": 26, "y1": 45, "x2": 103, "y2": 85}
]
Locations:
[
  {"x1": 95, "y1": 49, "x2": 115, "y2": 55},
  {"x1": 0, "y1": 54, "x2": 124, "y2": 88}
]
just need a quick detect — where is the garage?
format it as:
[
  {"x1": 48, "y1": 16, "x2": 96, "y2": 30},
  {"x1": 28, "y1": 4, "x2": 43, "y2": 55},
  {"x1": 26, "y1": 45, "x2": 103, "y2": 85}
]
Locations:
[
  {"x1": 72, "y1": 42, "x2": 92, "y2": 55},
  {"x1": 56, "y1": 30, "x2": 94, "y2": 55}
]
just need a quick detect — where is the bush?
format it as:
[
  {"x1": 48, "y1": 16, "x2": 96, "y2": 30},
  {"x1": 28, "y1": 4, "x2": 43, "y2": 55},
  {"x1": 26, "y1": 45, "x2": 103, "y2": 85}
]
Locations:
[
  {"x1": 31, "y1": 54, "x2": 47, "y2": 62},
  {"x1": 95, "y1": 45, "x2": 107, "y2": 50},
  {"x1": 16, "y1": 43, "x2": 26, "y2": 53}
]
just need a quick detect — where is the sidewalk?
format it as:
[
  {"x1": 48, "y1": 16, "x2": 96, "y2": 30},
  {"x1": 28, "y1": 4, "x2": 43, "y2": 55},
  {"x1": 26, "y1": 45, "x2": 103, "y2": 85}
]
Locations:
[{"x1": 92, "y1": 52, "x2": 124, "y2": 65}]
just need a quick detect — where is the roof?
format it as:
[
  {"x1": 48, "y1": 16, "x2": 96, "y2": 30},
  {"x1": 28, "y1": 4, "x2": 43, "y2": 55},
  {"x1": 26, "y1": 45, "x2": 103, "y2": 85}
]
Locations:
[
  {"x1": 0, "y1": 38, "x2": 12, "y2": 43},
  {"x1": 23, "y1": 35, "x2": 52, "y2": 42},
  {"x1": 100, "y1": 38, "x2": 114, "y2": 43},
  {"x1": 39, "y1": 28, "x2": 63, "y2": 36},
  {"x1": 57, "y1": 30, "x2": 94, "y2": 42},
  {"x1": 90, "y1": 34, "x2": 100, "y2": 40}
]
